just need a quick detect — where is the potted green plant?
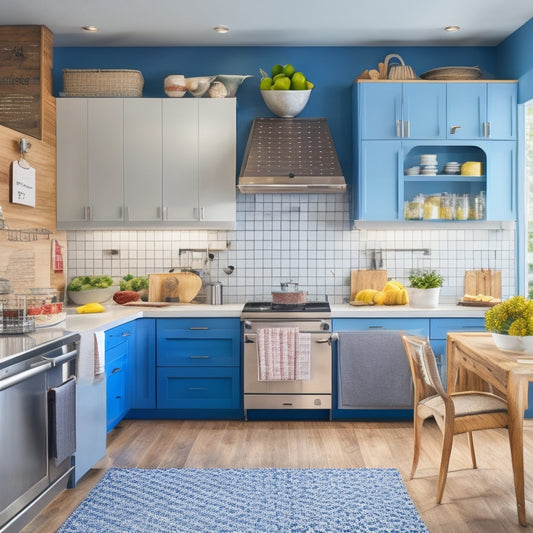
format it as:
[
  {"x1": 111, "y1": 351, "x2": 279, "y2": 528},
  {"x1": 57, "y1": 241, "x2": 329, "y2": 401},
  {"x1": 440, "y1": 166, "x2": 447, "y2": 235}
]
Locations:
[
  {"x1": 407, "y1": 269, "x2": 444, "y2": 308},
  {"x1": 485, "y1": 295, "x2": 533, "y2": 353}
]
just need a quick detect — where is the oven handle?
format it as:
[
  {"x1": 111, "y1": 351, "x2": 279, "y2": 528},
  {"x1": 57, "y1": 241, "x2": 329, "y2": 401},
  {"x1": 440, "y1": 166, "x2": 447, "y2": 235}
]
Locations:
[
  {"x1": 0, "y1": 361, "x2": 52, "y2": 391},
  {"x1": 244, "y1": 333, "x2": 336, "y2": 344}
]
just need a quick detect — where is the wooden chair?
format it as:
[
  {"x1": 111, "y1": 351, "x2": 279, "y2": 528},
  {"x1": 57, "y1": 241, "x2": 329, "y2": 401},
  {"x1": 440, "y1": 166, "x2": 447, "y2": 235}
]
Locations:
[{"x1": 401, "y1": 333, "x2": 508, "y2": 503}]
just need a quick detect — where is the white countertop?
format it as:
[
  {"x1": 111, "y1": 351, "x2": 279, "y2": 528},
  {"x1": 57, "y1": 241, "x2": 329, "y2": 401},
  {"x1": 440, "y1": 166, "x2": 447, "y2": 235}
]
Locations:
[{"x1": 62, "y1": 301, "x2": 486, "y2": 334}]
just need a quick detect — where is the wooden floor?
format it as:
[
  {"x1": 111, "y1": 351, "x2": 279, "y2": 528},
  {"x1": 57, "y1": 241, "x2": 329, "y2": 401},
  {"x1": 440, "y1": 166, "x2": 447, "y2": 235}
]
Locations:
[{"x1": 22, "y1": 418, "x2": 533, "y2": 532}]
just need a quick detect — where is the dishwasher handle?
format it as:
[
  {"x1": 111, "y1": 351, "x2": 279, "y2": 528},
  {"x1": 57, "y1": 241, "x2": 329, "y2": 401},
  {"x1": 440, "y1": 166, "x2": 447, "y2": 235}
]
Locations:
[
  {"x1": 41, "y1": 348, "x2": 78, "y2": 367},
  {"x1": 0, "y1": 361, "x2": 52, "y2": 391}
]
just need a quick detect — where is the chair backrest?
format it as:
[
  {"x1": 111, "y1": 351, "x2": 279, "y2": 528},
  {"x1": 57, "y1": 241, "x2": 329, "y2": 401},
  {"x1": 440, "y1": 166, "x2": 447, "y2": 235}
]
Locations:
[{"x1": 401, "y1": 333, "x2": 448, "y2": 404}]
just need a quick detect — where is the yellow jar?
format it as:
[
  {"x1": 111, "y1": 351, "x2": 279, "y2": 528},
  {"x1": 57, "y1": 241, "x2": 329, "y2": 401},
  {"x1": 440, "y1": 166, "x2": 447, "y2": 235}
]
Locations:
[{"x1": 461, "y1": 161, "x2": 482, "y2": 176}]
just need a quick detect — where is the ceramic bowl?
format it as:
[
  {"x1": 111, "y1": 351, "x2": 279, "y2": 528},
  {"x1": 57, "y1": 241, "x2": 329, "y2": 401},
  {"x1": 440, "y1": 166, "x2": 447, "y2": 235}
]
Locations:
[
  {"x1": 185, "y1": 76, "x2": 217, "y2": 97},
  {"x1": 214, "y1": 74, "x2": 253, "y2": 97},
  {"x1": 68, "y1": 286, "x2": 116, "y2": 305},
  {"x1": 260, "y1": 89, "x2": 312, "y2": 118}
]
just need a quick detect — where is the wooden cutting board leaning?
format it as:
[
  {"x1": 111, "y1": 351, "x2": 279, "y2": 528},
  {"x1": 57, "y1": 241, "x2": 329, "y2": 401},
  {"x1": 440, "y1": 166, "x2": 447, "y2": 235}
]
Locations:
[
  {"x1": 148, "y1": 272, "x2": 202, "y2": 303},
  {"x1": 459, "y1": 270, "x2": 502, "y2": 306},
  {"x1": 350, "y1": 270, "x2": 388, "y2": 302}
]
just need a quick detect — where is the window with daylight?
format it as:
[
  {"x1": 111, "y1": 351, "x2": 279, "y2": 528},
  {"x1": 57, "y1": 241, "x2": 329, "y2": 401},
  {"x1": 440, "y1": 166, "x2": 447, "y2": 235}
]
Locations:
[{"x1": 527, "y1": 104, "x2": 533, "y2": 298}]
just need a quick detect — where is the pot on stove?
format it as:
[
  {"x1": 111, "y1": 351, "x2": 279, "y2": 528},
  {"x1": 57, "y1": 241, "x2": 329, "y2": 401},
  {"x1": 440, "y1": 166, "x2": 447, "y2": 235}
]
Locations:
[{"x1": 271, "y1": 281, "x2": 307, "y2": 304}]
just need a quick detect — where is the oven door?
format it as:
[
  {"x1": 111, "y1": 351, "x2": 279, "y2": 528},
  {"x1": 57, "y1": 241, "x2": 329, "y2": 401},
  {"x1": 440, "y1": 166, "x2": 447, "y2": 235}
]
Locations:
[{"x1": 243, "y1": 331, "x2": 332, "y2": 394}]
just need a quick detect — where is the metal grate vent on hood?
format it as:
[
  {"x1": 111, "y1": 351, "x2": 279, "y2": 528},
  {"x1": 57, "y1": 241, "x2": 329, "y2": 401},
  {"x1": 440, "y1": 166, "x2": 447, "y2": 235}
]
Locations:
[{"x1": 238, "y1": 117, "x2": 346, "y2": 193}]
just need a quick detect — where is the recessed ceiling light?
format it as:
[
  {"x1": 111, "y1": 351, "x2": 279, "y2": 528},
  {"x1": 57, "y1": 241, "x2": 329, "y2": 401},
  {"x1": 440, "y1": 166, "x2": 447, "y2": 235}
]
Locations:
[
  {"x1": 213, "y1": 25, "x2": 229, "y2": 34},
  {"x1": 444, "y1": 25, "x2": 460, "y2": 33},
  {"x1": 82, "y1": 26, "x2": 98, "y2": 32}
]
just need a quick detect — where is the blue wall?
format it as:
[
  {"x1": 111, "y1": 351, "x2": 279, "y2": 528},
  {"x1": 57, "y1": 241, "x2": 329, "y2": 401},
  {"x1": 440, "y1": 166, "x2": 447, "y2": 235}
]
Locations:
[
  {"x1": 497, "y1": 17, "x2": 533, "y2": 103},
  {"x1": 54, "y1": 46, "x2": 496, "y2": 185}
]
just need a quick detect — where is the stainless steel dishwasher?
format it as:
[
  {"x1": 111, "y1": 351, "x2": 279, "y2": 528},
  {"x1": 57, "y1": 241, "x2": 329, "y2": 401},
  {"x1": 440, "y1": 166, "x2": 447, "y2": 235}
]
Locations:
[{"x1": 0, "y1": 329, "x2": 79, "y2": 533}]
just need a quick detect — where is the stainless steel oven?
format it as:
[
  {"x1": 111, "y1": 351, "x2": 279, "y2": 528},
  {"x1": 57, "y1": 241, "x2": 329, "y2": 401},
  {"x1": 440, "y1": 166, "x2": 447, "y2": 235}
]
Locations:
[
  {"x1": 0, "y1": 329, "x2": 79, "y2": 533},
  {"x1": 241, "y1": 302, "x2": 333, "y2": 419}
]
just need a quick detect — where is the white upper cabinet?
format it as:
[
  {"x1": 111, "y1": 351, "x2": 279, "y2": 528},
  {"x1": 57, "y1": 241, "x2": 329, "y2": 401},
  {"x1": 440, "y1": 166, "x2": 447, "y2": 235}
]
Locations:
[{"x1": 57, "y1": 98, "x2": 236, "y2": 229}]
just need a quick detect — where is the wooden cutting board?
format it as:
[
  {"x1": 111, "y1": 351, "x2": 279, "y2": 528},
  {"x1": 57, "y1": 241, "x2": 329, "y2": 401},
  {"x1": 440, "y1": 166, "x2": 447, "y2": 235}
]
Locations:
[
  {"x1": 463, "y1": 270, "x2": 502, "y2": 298},
  {"x1": 148, "y1": 272, "x2": 202, "y2": 303},
  {"x1": 350, "y1": 270, "x2": 388, "y2": 301}
]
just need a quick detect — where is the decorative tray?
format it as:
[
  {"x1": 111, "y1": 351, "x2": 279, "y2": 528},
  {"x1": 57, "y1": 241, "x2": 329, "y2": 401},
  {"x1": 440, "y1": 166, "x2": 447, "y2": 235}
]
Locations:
[
  {"x1": 420, "y1": 66, "x2": 482, "y2": 80},
  {"x1": 457, "y1": 299, "x2": 500, "y2": 307}
]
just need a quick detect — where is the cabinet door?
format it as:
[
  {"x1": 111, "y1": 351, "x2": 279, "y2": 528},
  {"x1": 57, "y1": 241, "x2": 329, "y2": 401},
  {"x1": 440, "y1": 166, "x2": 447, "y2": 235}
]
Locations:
[
  {"x1": 357, "y1": 141, "x2": 401, "y2": 220},
  {"x1": 57, "y1": 99, "x2": 88, "y2": 224},
  {"x1": 124, "y1": 99, "x2": 162, "y2": 222},
  {"x1": 358, "y1": 83, "x2": 402, "y2": 139},
  {"x1": 87, "y1": 99, "x2": 124, "y2": 222},
  {"x1": 198, "y1": 99, "x2": 236, "y2": 225},
  {"x1": 106, "y1": 354, "x2": 128, "y2": 431},
  {"x1": 403, "y1": 83, "x2": 446, "y2": 139},
  {"x1": 480, "y1": 140, "x2": 516, "y2": 220},
  {"x1": 447, "y1": 84, "x2": 487, "y2": 139},
  {"x1": 162, "y1": 99, "x2": 199, "y2": 222},
  {"x1": 487, "y1": 83, "x2": 517, "y2": 140},
  {"x1": 130, "y1": 319, "x2": 156, "y2": 409}
]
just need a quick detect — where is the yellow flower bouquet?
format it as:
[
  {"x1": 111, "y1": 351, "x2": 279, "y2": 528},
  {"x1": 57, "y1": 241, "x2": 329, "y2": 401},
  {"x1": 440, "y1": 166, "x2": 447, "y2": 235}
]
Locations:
[{"x1": 485, "y1": 295, "x2": 533, "y2": 336}]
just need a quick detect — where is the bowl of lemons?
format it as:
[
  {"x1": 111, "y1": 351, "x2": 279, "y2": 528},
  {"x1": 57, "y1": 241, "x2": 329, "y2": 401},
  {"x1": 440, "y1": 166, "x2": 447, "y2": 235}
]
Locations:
[{"x1": 259, "y1": 64, "x2": 314, "y2": 118}]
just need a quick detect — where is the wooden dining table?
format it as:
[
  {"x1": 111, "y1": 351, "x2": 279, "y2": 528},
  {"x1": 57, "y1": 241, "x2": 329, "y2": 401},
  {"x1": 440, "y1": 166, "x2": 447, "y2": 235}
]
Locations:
[{"x1": 447, "y1": 331, "x2": 533, "y2": 527}]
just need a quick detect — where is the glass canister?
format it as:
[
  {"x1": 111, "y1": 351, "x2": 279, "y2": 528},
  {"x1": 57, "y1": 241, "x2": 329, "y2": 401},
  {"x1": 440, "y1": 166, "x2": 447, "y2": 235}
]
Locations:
[
  {"x1": 404, "y1": 194, "x2": 424, "y2": 220},
  {"x1": 454, "y1": 194, "x2": 470, "y2": 220},
  {"x1": 469, "y1": 192, "x2": 486, "y2": 220},
  {"x1": 423, "y1": 195, "x2": 440, "y2": 220},
  {"x1": 439, "y1": 193, "x2": 453, "y2": 220}
]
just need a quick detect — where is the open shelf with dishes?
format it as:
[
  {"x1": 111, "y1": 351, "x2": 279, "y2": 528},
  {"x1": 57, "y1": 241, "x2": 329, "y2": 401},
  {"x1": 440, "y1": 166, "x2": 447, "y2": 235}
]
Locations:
[{"x1": 402, "y1": 145, "x2": 487, "y2": 221}]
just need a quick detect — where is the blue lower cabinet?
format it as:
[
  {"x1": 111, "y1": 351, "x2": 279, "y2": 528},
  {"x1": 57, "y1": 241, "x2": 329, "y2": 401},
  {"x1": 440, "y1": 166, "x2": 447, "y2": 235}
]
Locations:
[
  {"x1": 130, "y1": 319, "x2": 156, "y2": 409},
  {"x1": 157, "y1": 367, "x2": 240, "y2": 409},
  {"x1": 106, "y1": 351, "x2": 129, "y2": 431}
]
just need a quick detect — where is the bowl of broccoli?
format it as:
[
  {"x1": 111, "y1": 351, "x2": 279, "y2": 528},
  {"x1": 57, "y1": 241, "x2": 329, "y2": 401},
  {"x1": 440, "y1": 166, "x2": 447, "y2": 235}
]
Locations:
[{"x1": 67, "y1": 275, "x2": 116, "y2": 305}]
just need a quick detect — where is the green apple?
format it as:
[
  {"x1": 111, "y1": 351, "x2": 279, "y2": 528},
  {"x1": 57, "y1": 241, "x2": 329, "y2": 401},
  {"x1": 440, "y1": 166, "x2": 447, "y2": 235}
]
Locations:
[
  {"x1": 272, "y1": 76, "x2": 291, "y2": 90},
  {"x1": 283, "y1": 64, "x2": 295, "y2": 78},
  {"x1": 271, "y1": 64, "x2": 284, "y2": 77},
  {"x1": 260, "y1": 77, "x2": 273, "y2": 90},
  {"x1": 291, "y1": 72, "x2": 307, "y2": 90}
]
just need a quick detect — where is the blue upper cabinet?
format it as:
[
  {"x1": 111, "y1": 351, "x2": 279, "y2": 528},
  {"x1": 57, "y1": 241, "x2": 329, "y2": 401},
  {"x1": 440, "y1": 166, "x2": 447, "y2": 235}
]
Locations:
[
  {"x1": 358, "y1": 82, "x2": 446, "y2": 140},
  {"x1": 447, "y1": 82, "x2": 517, "y2": 140}
]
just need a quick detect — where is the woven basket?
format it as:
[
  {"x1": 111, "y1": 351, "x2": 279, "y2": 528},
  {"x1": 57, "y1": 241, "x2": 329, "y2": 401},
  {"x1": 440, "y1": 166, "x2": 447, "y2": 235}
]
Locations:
[
  {"x1": 384, "y1": 54, "x2": 418, "y2": 80},
  {"x1": 62, "y1": 69, "x2": 144, "y2": 97}
]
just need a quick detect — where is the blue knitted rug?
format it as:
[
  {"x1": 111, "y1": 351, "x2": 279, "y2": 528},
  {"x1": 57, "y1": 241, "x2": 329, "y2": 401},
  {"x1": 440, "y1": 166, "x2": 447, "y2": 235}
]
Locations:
[{"x1": 58, "y1": 468, "x2": 428, "y2": 532}]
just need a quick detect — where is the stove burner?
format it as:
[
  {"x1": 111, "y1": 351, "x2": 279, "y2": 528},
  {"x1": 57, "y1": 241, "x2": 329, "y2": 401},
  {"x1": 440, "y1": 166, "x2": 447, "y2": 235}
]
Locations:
[{"x1": 242, "y1": 301, "x2": 331, "y2": 313}]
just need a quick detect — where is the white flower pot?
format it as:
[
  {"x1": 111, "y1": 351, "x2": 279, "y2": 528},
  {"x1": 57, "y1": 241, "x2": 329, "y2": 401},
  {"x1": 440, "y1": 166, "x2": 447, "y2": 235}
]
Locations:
[
  {"x1": 491, "y1": 333, "x2": 533, "y2": 354},
  {"x1": 408, "y1": 287, "x2": 440, "y2": 308}
]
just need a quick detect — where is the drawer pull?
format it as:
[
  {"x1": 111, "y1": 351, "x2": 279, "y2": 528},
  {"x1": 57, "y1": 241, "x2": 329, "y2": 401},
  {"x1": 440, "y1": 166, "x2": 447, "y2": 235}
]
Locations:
[
  {"x1": 189, "y1": 355, "x2": 210, "y2": 359},
  {"x1": 112, "y1": 367, "x2": 122, "y2": 374},
  {"x1": 189, "y1": 327, "x2": 209, "y2": 330},
  {"x1": 282, "y1": 402, "x2": 293, "y2": 406},
  {"x1": 188, "y1": 387, "x2": 209, "y2": 391},
  {"x1": 368, "y1": 325, "x2": 385, "y2": 329}
]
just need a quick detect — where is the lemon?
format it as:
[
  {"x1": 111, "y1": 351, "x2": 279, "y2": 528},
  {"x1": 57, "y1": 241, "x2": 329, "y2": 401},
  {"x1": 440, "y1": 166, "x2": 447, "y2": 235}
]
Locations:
[{"x1": 306, "y1": 80, "x2": 314, "y2": 90}]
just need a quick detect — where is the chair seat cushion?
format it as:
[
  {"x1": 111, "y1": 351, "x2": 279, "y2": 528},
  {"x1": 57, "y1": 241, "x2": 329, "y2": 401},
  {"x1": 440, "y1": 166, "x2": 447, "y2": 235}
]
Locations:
[{"x1": 421, "y1": 392, "x2": 507, "y2": 418}]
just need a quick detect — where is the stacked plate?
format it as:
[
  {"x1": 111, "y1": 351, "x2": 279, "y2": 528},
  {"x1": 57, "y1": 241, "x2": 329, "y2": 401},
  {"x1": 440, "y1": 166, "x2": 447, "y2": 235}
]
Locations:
[
  {"x1": 443, "y1": 161, "x2": 461, "y2": 175},
  {"x1": 404, "y1": 166, "x2": 420, "y2": 176},
  {"x1": 420, "y1": 154, "x2": 438, "y2": 175}
]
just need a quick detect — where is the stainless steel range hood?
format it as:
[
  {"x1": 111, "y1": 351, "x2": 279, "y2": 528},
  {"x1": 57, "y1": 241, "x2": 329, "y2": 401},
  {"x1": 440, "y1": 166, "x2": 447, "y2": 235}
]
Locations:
[{"x1": 238, "y1": 117, "x2": 346, "y2": 194}]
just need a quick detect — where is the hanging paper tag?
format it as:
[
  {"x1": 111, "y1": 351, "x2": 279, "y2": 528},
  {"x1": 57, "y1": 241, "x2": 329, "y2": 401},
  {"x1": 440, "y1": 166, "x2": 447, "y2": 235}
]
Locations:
[{"x1": 11, "y1": 161, "x2": 36, "y2": 207}]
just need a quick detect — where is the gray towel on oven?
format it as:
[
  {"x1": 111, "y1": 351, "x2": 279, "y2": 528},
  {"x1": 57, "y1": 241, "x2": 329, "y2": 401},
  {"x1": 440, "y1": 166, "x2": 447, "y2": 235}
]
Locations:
[
  {"x1": 337, "y1": 330, "x2": 412, "y2": 409},
  {"x1": 49, "y1": 377, "x2": 77, "y2": 466}
]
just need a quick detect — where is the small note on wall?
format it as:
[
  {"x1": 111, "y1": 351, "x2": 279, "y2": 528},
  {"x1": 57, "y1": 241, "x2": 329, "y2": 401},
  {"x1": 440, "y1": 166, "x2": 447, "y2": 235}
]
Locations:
[{"x1": 11, "y1": 160, "x2": 36, "y2": 207}]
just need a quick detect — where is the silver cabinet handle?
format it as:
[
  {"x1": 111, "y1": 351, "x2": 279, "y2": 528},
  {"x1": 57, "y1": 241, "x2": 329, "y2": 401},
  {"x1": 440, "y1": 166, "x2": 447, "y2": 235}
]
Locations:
[
  {"x1": 124, "y1": 206, "x2": 130, "y2": 221},
  {"x1": 450, "y1": 125, "x2": 461, "y2": 135},
  {"x1": 200, "y1": 207, "x2": 205, "y2": 220},
  {"x1": 189, "y1": 355, "x2": 210, "y2": 359},
  {"x1": 86, "y1": 206, "x2": 93, "y2": 220},
  {"x1": 112, "y1": 367, "x2": 122, "y2": 374},
  {"x1": 483, "y1": 122, "x2": 491, "y2": 138},
  {"x1": 396, "y1": 120, "x2": 402, "y2": 138},
  {"x1": 189, "y1": 327, "x2": 208, "y2": 330},
  {"x1": 404, "y1": 120, "x2": 410, "y2": 138}
]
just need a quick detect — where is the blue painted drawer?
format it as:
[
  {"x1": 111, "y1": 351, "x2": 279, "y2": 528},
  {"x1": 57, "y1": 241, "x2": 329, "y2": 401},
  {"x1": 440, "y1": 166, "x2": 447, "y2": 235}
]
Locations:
[
  {"x1": 430, "y1": 318, "x2": 486, "y2": 340},
  {"x1": 157, "y1": 318, "x2": 240, "y2": 367},
  {"x1": 106, "y1": 323, "x2": 133, "y2": 351},
  {"x1": 156, "y1": 367, "x2": 240, "y2": 409},
  {"x1": 106, "y1": 355, "x2": 128, "y2": 431},
  {"x1": 333, "y1": 318, "x2": 429, "y2": 336}
]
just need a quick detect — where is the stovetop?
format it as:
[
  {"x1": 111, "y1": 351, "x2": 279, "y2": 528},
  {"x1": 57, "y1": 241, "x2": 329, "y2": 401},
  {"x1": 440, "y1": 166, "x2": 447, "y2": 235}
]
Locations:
[{"x1": 242, "y1": 301, "x2": 331, "y2": 313}]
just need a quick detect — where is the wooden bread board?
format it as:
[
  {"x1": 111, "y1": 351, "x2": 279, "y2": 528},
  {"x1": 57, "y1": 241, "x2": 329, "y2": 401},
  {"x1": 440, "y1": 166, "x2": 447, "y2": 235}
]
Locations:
[
  {"x1": 350, "y1": 270, "x2": 388, "y2": 301},
  {"x1": 463, "y1": 270, "x2": 502, "y2": 299},
  {"x1": 123, "y1": 301, "x2": 172, "y2": 307},
  {"x1": 148, "y1": 272, "x2": 202, "y2": 303}
]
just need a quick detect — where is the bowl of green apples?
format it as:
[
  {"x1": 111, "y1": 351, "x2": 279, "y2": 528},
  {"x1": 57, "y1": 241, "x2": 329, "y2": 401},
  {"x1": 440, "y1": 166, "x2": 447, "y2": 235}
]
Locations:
[{"x1": 259, "y1": 64, "x2": 314, "y2": 118}]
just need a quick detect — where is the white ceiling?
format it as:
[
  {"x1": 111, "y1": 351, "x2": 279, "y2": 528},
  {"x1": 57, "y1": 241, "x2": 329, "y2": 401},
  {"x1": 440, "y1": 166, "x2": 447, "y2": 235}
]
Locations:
[{"x1": 2, "y1": 0, "x2": 532, "y2": 47}]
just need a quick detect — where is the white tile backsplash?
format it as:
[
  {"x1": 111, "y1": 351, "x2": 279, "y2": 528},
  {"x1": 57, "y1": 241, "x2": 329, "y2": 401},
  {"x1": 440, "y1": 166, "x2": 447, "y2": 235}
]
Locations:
[{"x1": 66, "y1": 193, "x2": 516, "y2": 304}]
